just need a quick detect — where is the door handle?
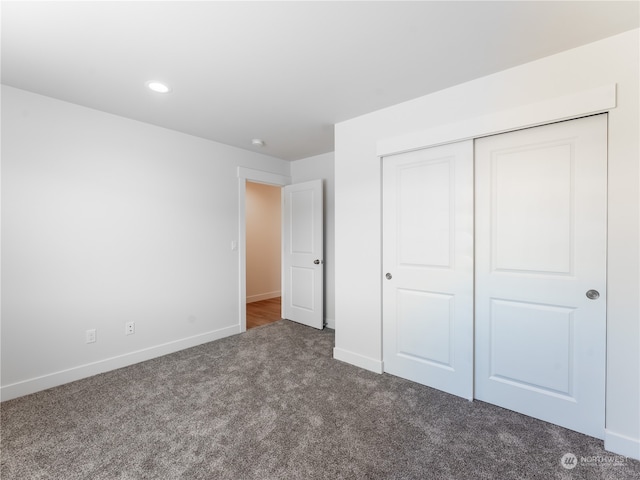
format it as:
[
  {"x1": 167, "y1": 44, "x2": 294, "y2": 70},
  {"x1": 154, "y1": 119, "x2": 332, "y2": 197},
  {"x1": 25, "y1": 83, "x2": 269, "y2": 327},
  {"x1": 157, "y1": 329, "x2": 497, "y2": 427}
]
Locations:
[
  {"x1": 586, "y1": 289, "x2": 600, "y2": 300},
  {"x1": 386, "y1": 273, "x2": 392, "y2": 280},
  {"x1": 314, "y1": 259, "x2": 323, "y2": 265}
]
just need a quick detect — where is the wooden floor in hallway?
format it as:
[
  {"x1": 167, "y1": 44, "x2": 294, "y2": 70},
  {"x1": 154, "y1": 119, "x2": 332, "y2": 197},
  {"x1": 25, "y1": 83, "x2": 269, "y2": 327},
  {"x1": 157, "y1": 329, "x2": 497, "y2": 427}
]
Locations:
[{"x1": 246, "y1": 297, "x2": 282, "y2": 329}]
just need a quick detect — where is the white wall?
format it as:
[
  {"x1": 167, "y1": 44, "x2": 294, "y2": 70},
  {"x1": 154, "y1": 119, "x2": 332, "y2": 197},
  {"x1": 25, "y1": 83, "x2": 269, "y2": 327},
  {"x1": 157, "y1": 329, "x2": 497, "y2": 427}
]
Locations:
[
  {"x1": 291, "y1": 152, "x2": 335, "y2": 328},
  {"x1": 334, "y1": 30, "x2": 639, "y2": 459},
  {"x1": 246, "y1": 181, "x2": 281, "y2": 302},
  {"x1": 1, "y1": 86, "x2": 290, "y2": 400}
]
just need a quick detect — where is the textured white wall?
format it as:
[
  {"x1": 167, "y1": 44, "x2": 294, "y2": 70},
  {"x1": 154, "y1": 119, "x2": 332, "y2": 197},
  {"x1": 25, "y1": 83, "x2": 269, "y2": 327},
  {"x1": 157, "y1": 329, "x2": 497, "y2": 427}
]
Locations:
[
  {"x1": 291, "y1": 152, "x2": 335, "y2": 328},
  {"x1": 245, "y1": 182, "x2": 281, "y2": 302},
  {"x1": 1, "y1": 86, "x2": 289, "y2": 400},
  {"x1": 334, "y1": 30, "x2": 639, "y2": 458}
]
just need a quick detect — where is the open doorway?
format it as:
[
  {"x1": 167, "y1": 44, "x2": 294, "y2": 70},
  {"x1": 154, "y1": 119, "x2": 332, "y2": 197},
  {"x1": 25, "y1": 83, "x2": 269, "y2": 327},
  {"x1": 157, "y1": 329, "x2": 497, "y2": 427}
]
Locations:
[{"x1": 245, "y1": 181, "x2": 282, "y2": 329}]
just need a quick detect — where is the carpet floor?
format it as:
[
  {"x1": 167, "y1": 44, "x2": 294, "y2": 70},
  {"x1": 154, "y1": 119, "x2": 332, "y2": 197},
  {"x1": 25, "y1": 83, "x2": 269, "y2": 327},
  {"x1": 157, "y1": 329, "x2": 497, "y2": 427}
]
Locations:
[{"x1": 2, "y1": 320, "x2": 639, "y2": 479}]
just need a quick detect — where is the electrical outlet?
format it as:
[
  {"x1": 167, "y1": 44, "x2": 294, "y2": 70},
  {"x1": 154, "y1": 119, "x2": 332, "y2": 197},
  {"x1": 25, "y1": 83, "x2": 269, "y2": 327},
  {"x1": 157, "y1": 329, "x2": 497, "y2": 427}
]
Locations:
[
  {"x1": 86, "y1": 329, "x2": 96, "y2": 344},
  {"x1": 125, "y1": 321, "x2": 135, "y2": 335}
]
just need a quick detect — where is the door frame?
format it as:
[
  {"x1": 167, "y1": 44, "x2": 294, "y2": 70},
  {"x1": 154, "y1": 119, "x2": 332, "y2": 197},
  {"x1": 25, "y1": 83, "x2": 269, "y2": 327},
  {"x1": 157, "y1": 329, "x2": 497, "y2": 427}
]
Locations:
[{"x1": 237, "y1": 167, "x2": 291, "y2": 332}]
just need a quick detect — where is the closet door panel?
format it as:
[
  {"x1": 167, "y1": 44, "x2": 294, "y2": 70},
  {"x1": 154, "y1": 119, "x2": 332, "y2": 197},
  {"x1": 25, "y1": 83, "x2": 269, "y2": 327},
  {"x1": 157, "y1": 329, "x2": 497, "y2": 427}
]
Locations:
[
  {"x1": 475, "y1": 115, "x2": 607, "y2": 439},
  {"x1": 382, "y1": 141, "x2": 474, "y2": 400}
]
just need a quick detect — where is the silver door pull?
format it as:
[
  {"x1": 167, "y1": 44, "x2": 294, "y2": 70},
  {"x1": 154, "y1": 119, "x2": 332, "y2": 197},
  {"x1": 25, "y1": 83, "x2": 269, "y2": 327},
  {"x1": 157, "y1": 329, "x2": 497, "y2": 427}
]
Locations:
[
  {"x1": 386, "y1": 273, "x2": 392, "y2": 280},
  {"x1": 586, "y1": 290, "x2": 600, "y2": 300}
]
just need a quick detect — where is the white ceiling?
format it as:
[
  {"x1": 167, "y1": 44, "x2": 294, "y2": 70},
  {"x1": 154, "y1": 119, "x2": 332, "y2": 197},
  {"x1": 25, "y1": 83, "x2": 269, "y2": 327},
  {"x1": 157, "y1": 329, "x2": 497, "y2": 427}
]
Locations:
[{"x1": 2, "y1": 1, "x2": 638, "y2": 161}]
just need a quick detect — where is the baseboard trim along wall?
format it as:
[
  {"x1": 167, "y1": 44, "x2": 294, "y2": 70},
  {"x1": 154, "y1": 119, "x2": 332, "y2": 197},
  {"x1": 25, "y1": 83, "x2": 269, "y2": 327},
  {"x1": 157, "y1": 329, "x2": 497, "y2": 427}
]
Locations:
[
  {"x1": 0, "y1": 325, "x2": 240, "y2": 402},
  {"x1": 246, "y1": 291, "x2": 281, "y2": 303},
  {"x1": 325, "y1": 317, "x2": 335, "y2": 330},
  {"x1": 333, "y1": 347, "x2": 383, "y2": 374},
  {"x1": 605, "y1": 429, "x2": 640, "y2": 461}
]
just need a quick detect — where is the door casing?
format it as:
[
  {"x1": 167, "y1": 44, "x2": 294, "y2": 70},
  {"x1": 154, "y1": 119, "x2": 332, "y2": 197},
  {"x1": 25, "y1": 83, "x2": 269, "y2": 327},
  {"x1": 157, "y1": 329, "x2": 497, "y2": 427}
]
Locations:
[
  {"x1": 237, "y1": 167, "x2": 290, "y2": 332},
  {"x1": 238, "y1": 169, "x2": 325, "y2": 331}
]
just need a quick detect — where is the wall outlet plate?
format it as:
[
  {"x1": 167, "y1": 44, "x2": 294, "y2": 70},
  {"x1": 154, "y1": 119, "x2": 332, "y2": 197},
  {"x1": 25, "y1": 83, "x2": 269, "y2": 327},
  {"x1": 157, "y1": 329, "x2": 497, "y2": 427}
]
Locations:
[
  {"x1": 125, "y1": 322, "x2": 135, "y2": 335},
  {"x1": 86, "y1": 329, "x2": 96, "y2": 343}
]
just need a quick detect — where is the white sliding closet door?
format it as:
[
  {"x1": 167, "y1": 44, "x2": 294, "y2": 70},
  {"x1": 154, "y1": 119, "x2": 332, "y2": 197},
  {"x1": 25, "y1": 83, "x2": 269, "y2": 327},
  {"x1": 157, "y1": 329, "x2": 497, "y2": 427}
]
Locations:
[
  {"x1": 382, "y1": 141, "x2": 474, "y2": 400},
  {"x1": 474, "y1": 114, "x2": 607, "y2": 438}
]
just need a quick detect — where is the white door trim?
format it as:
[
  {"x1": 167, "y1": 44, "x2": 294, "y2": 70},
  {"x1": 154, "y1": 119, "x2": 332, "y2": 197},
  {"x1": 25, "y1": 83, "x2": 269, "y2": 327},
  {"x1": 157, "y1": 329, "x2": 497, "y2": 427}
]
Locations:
[
  {"x1": 376, "y1": 84, "x2": 616, "y2": 157},
  {"x1": 237, "y1": 167, "x2": 291, "y2": 332}
]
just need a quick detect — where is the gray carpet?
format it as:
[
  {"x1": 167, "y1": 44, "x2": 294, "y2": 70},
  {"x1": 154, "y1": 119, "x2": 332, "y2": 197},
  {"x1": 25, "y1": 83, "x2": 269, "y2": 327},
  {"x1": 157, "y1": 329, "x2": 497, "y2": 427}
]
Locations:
[{"x1": 2, "y1": 320, "x2": 639, "y2": 479}]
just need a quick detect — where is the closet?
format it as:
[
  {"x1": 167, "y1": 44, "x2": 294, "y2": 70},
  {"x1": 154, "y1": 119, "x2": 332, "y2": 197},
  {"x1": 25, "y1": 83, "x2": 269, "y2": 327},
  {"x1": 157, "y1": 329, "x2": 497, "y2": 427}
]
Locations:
[{"x1": 382, "y1": 114, "x2": 607, "y2": 439}]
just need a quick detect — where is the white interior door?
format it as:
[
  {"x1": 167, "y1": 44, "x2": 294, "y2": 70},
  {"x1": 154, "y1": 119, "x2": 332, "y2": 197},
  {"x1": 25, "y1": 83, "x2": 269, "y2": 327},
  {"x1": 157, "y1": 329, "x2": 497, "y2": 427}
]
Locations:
[
  {"x1": 475, "y1": 114, "x2": 607, "y2": 438},
  {"x1": 282, "y1": 179, "x2": 324, "y2": 329},
  {"x1": 383, "y1": 141, "x2": 474, "y2": 400}
]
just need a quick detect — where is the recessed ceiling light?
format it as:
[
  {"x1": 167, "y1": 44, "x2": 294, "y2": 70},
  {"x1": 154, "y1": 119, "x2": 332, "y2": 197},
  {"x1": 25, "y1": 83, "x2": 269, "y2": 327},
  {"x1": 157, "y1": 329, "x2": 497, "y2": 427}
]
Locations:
[
  {"x1": 251, "y1": 139, "x2": 265, "y2": 147},
  {"x1": 146, "y1": 81, "x2": 171, "y2": 93}
]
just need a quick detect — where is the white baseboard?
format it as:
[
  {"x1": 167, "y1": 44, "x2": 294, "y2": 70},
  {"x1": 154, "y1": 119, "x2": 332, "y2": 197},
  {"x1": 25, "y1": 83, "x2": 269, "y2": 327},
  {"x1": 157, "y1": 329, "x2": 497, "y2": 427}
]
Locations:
[
  {"x1": 605, "y1": 429, "x2": 640, "y2": 460},
  {"x1": 0, "y1": 324, "x2": 240, "y2": 402},
  {"x1": 246, "y1": 291, "x2": 281, "y2": 303},
  {"x1": 325, "y1": 317, "x2": 335, "y2": 329},
  {"x1": 333, "y1": 347, "x2": 383, "y2": 374}
]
